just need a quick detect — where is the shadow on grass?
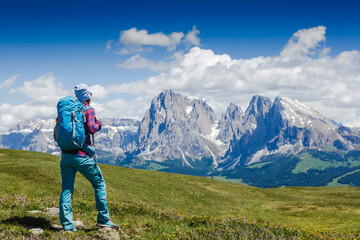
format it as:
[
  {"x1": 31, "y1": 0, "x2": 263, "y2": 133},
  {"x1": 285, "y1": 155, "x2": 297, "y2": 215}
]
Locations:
[
  {"x1": 2, "y1": 216, "x2": 61, "y2": 231},
  {"x1": 2, "y1": 216, "x2": 100, "y2": 233}
]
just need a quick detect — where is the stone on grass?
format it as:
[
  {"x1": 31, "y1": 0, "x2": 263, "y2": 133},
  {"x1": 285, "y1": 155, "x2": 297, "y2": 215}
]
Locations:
[
  {"x1": 44, "y1": 207, "x2": 59, "y2": 216},
  {"x1": 74, "y1": 220, "x2": 86, "y2": 230},
  {"x1": 27, "y1": 226, "x2": 44, "y2": 235},
  {"x1": 98, "y1": 227, "x2": 121, "y2": 240},
  {"x1": 51, "y1": 223, "x2": 63, "y2": 231},
  {"x1": 28, "y1": 210, "x2": 43, "y2": 214}
]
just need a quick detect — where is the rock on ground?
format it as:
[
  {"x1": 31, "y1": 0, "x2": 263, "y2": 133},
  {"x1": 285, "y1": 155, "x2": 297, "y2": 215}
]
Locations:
[
  {"x1": 98, "y1": 228, "x2": 121, "y2": 240},
  {"x1": 28, "y1": 210, "x2": 43, "y2": 214},
  {"x1": 44, "y1": 207, "x2": 60, "y2": 217},
  {"x1": 27, "y1": 226, "x2": 44, "y2": 235},
  {"x1": 74, "y1": 220, "x2": 86, "y2": 230},
  {"x1": 50, "y1": 224, "x2": 63, "y2": 231}
]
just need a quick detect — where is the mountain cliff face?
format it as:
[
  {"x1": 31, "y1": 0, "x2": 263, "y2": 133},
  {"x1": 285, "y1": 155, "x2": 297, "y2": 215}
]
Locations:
[
  {"x1": 219, "y1": 96, "x2": 273, "y2": 169},
  {"x1": 217, "y1": 103, "x2": 245, "y2": 144},
  {"x1": 135, "y1": 89, "x2": 227, "y2": 168},
  {"x1": 337, "y1": 126, "x2": 360, "y2": 145},
  {"x1": 95, "y1": 118, "x2": 139, "y2": 154},
  {"x1": 266, "y1": 96, "x2": 344, "y2": 150},
  {"x1": 220, "y1": 96, "x2": 360, "y2": 169},
  {"x1": 0, "y1": 119, "x2": 58, "y2": 154}
]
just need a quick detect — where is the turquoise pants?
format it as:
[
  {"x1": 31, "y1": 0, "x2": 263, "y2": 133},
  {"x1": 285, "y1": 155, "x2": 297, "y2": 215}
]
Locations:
[{"x1": 59, "y1": 154, "x2": 110, "y2": 230}]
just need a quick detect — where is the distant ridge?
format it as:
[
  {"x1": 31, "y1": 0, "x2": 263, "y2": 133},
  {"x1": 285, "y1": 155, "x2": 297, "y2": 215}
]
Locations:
[{"x1": 220, "y1": 95, "x2": 360, "y2": 168}]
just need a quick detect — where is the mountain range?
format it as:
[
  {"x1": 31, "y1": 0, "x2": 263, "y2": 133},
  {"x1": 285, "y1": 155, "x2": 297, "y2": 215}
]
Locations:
[{"x1": 2, "y1": 89, "x2": 360, "y2": 187}]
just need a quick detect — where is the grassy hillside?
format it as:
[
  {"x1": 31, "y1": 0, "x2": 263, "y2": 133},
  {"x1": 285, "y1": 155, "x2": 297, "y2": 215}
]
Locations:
[{"x1": 1, "y1": 149, "x2": 360, "y2": 239}]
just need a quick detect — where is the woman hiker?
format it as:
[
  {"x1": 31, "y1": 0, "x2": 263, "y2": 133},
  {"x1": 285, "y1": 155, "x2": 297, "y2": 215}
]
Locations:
[{"x1": 59, "y1": 83, "x2": 119, "y2": 232}]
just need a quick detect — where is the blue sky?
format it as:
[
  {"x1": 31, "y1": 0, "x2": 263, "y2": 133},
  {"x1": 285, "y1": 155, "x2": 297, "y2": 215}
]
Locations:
[{"x1": 1, "y1": 0, "x2": 360, "y2": 132}]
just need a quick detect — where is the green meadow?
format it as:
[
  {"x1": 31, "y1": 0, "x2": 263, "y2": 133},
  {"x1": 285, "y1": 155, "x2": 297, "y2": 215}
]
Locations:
[{"x1": 1, "y1": 149, "x2": 360, "y2": 239}]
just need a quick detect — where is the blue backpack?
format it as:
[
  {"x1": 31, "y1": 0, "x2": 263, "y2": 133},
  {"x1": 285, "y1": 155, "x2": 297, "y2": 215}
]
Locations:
[{"x1": 54, "y1": 96, "x2": 87, "y2": 151}]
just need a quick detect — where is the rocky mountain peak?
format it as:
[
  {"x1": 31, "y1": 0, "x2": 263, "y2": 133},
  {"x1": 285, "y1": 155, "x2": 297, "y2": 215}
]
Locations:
[
  {"x1": 220, "y1": 95, "x2": 360, "y2": 169},
  {"x1": 8, "y1": 119, "x2": 55, "y2": 133},
  {"x1": 272, "y1": 96, "x2": 328, "y2": 127},
  {"x1": 226, "y1": 103, "x2": 243, "y2": 118},
  {"x1": 245, "y1": 95, "x2": 272, "y2": 119},
  {"x1": 220, "y1": 103, "x2": 244, "y2": 125},
  {"x1": 152, "y1": 89, "x2": 177, "y2": 110},
  {"x1": 140, "y1": 89, "x2": 216, "y2": 142},
  {"x1": 217, "y1": 103, "x2": 244, "y2": 144},
  {"x1": 136, "y1": 89, "x2": 224, "y2": 167}
]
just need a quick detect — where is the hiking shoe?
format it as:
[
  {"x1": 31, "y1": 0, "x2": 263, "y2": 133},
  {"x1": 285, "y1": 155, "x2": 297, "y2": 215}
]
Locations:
[
  {"x1": 97, "y1": 219, "x2": 120, "y2": 230},
  {"x1": 64, "y1": 228, "x2": 78, "y2": 233}
]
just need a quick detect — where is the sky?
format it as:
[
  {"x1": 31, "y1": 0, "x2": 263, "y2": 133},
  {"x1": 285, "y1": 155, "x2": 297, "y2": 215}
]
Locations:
[{"x1": 0, "y1": 0, "x2": 360, "y2": 132}]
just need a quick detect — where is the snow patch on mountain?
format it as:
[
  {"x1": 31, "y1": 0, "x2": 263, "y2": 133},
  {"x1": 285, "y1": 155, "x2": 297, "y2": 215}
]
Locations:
[{"x1": 186, "y1": 105, "x2": 193, "y2": 115}]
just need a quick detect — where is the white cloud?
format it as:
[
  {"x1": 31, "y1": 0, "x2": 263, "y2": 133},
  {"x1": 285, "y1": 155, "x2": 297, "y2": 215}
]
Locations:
[
  {"x1": 0, "y1": 103, "x2": 55, "y2": 133},
  {"x1": 113, "y1": 27, "x2": 201, "y2": 54},
  {"x1": 184, "y1": 26, "x2": 200, "y2": 46},
  {"x1": 120, "y1": 27, "x2": 184, "y2": 47},
  {"x1": 89, "y1": 84, "x2": 109, "y2": 100},
  {"x1": 109, "y1": 27, "x2": 202, "y2": 71},
  {"x1": 280, "y1": 26, "x2": 326, "y2": 60},
  {"x1": 116, "y1": 54, "x2": 172, "y2": 72},
  {"x1": 10, "y1": 73, "x2": 69, "y2": 105},
  {"x1": 92, "y1": 96, "x2": 151, "y2": 120},
  {"x1": 0, "y1": 73, "x2": 70, "y2": 132},
  {"x1": 106, "y1": 40, "x2": 114, "y2": 50},
  {"x1": 115, "y1": 45, "x2": 148, "y2": 55},
  {"x1": 0, "y1": 74, "x2": 18, "y2": 90}
]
